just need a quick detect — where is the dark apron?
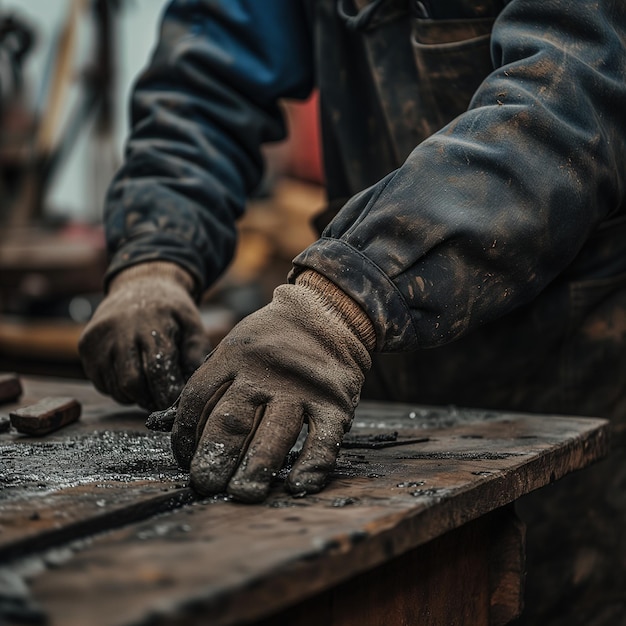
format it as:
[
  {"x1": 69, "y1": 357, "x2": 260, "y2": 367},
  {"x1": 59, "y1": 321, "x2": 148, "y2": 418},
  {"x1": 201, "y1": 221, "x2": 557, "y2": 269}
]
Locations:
[{"x1": 311, "y1": 1, "x2": 626, "y2": 623}]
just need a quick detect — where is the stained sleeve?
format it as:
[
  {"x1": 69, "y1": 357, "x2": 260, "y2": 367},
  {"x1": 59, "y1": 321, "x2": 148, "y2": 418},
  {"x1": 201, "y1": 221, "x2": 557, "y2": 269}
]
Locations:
[
  {"x1": 104, "y1": 0, "x2": 313, "y2": 294},
  {"x1": 292, "y1": 0, "x2": 626, "y2": 351}
]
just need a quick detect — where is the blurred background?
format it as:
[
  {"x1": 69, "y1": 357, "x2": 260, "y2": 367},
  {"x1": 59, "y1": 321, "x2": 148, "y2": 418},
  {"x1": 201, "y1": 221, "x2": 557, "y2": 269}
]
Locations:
[{"x1": 0, "y1": 0, "x2": 324, "y2": 379}]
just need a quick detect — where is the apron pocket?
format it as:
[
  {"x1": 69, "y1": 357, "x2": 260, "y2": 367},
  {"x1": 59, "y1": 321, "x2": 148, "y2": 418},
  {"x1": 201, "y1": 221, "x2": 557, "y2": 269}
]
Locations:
[
  {"x1": 411, "y1": 17, "x2": 495, "y2": 130},
  {"x1": 562, "y1": 271, "x2": 626, "y2": 418}
]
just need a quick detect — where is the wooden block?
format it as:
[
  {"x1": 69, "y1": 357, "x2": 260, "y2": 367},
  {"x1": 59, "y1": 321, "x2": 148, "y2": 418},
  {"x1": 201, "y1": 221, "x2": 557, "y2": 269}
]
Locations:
[
  {"x1": 9, "y1": 397, "x2": 81, "y2": 436},
  {"x1": 0, "y1": 372, "x2": 22, "y2": 404}
]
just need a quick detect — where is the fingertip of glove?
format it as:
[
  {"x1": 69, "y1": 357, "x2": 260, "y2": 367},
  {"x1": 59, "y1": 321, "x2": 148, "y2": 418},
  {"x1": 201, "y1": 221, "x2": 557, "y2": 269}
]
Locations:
[
  {"x1": 190, "y1": 475, "x2": 222, "y2": 496},
  {"x1": 286, "y1": 471, "x2": 327, "y2": 496},
  {"x1": 227, "y1": 479, "x2": 270, "y2": 504},
  {"x1": 189, "y1": 448, "x2": 235, "y2": 495},
  {"x1": 189, "y1": 469, "x2": 229, "y2": 497},
  {"x1": 146, "y1": 405, "x2": 177, "y2": 431}
]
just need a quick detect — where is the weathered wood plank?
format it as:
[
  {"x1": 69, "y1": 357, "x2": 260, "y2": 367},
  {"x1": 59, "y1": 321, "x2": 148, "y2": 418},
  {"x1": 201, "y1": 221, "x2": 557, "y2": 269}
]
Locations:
[
  {"x1": 0, "y1": 428, "x2": 191, "y2": 561},
  {"x1": 0, "y1": 378, "x2": 609, "y2": 626},
  {"x1": 15, "y1": 406, "x2": 609, "y2": 625},
  {"x1": 10, "y1": 396, "x2": 81, "y2": 436},
  {"x1": 0, "y1": 378, "x2": 193, "y2": 560}
]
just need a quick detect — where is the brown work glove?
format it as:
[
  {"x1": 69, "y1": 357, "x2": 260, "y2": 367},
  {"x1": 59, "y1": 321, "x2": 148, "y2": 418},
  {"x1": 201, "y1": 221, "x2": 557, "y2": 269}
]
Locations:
[
  {"x1": 78, "y1": 261, "x2": 211, "y2": 412},
  {"x1": 164, "y1": 270, "x2": 376, "y2": 503}
]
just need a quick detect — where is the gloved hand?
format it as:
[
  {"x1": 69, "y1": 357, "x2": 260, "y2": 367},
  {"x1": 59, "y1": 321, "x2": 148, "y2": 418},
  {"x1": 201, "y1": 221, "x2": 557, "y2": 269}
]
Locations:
[
  {"x1": 167, "y1": 270, "x2": 376, "y2": 503},
  {"x1": 78, "y1": 261, "x2": 211, "y2": 412}
]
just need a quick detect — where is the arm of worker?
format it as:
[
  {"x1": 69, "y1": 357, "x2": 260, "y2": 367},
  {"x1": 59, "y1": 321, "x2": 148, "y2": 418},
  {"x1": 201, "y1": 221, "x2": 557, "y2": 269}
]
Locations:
[
  {"x1": 165, "y1": 0, "x2": 626, "y2": 501},
  {"x1": 295, "y1": 0, "x2": 626, "y2": 352},
  {"x1": 79, "y1": 0, "x2": 314, "y2": 411}
]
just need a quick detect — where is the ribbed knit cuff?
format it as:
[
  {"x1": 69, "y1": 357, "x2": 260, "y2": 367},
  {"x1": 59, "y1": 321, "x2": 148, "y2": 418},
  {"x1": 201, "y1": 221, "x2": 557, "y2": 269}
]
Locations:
[
  {"x1": 295, "y1": 270, "x2": 376, "y2": 351},
  {"x1": 108, "y1": 261, "x2": 195, "y2": 295}
]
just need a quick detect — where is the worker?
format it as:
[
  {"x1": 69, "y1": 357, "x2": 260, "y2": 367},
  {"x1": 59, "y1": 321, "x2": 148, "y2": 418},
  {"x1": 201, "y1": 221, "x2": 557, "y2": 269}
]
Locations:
[{"x1": 78, "y1": 1, "x2": 626, "y2": 623}]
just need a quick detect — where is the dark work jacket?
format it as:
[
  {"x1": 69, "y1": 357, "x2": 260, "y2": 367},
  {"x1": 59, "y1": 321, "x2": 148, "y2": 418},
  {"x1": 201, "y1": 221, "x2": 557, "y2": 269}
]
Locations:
[
  {"x1": 105, "y1": 0, "x2": 626, "y2": 415},
  {"x1": 105, "y1": 4, "x2": 626, "y2": 621}
]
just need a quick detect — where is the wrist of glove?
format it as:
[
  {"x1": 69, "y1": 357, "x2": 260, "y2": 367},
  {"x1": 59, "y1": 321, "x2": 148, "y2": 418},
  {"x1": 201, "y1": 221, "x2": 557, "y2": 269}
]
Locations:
[
  {"x1": 168, "y1": 270, "x2": 376, "y2": 503},
  {"x1": 108, "y1": 261, "x2": 196, "y2": 295},
  {"x1": 79, "y1": 261, "x2": 211, "y2": 412}
]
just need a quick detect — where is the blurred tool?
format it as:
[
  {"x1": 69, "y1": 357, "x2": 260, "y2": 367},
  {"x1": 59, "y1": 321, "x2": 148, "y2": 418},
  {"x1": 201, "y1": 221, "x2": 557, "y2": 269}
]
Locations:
[
  {"x1": 5, "y1": 0, "x2": 120, "y2": 227},
  {"x1": 0, "y1": 1, "x2": 120, "y2": 377}
]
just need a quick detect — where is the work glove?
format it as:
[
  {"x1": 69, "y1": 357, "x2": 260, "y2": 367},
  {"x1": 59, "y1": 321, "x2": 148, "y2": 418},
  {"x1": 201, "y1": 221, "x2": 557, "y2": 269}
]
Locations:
[
  {"x1": 164, "y1": 270, "x2": 376, "y2": 503},
  {"x1": 78, "y1": 261, "x2": 211, "y2": 412}
]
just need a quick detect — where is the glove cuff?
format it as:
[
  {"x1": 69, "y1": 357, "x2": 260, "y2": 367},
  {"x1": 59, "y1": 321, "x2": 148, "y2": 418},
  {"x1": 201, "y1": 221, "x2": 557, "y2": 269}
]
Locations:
[
  {"x1": 108, "y1": 261, "x2": 195, "y2": 295},
  {"x1": 295, "y1": 270, "x2": 376, "y2": 351}
]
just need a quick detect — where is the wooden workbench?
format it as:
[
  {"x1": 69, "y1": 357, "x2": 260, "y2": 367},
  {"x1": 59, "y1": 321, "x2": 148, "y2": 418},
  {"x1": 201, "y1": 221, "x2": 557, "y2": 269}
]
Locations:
[{"x1": 0, "y1": 377, "x2": 609, "y2": 626}]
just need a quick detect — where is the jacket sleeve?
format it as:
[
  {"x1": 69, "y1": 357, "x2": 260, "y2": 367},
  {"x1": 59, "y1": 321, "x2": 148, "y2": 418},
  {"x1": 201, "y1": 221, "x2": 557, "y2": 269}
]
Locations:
[
  {"x1": 104, "y1": 0, "x2": 313, "y2": 294},
  {"x1": 292, "y1": 0, "x2": 626, "y2": 351}
]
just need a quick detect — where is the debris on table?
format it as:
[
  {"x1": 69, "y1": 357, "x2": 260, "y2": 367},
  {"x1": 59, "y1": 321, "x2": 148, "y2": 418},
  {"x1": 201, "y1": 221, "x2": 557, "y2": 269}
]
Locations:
[
  {"x1": 341, "y1": 431, "x2": 430, "y2": 449},
  {"x1": 9, "y1": 397, "x2": 81, "y2": 436},
  {"x1": 0, "y1": 373, "x2": 22, "y2": 405}
]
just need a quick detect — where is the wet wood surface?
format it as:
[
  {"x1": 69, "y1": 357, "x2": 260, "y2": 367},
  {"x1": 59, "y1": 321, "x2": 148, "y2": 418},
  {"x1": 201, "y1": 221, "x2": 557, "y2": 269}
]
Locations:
[{"x1": 0, "y1": 377, "x2": 609, "y2": 625}]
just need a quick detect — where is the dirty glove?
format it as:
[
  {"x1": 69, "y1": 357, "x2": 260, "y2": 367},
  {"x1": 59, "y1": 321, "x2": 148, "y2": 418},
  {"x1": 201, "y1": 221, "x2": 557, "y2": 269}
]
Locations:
[
  {"x1": 169, "y1": 270, "x2": 376, "y2": 503},
  {"x1": 78, "y1": 261, "x2": 211, "y2": 412}
]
